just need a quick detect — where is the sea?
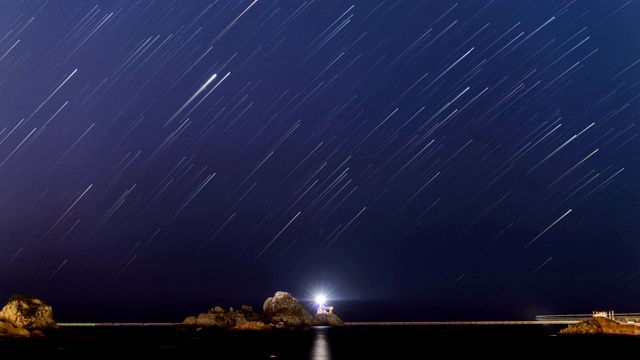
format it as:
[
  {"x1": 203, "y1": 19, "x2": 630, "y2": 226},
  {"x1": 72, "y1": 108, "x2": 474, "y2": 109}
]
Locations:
[{"x1": 2, "y1": 323, "x2": 640, "y2": 357}]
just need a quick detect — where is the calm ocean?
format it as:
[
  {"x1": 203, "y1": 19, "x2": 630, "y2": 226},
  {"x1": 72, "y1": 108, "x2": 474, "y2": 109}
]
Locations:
[{"x1": 2, "y1": 324, "x2": 640, "y2": 357}]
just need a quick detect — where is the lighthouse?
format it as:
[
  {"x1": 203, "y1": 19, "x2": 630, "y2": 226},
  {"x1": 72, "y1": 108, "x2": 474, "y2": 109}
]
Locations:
[{"x1": 315, "y1": 295, "x2": 334, "y2": 314}]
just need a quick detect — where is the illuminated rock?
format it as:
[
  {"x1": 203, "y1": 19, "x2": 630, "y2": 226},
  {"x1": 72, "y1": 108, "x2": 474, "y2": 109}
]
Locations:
[
  {"x1": 0, "y1": 294, "x2": 57, "y2": 337},
  {"x1": 262, "y1": 291, "x2": 314, "y2": 327},
  {"x1": 312, "y1": 312, "x2": 344, "y2": 326},
  {"x1": 181, "y1": 305, "x2": 261, "y2": 328},
  {"x1": 181, "y1": 291, "x2": 344, "y2": 330},
  {"x1": 0, "y1": 321, "x2": 30, "y2": 337},
  {"x1": 559, "y1": 316, "x2": 640, "y2": 335}
]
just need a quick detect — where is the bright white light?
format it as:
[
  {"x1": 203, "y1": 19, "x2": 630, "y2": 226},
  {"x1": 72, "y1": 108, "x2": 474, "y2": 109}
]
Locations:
[{"x1": 315, "y1": 295, "x2": 326, "y2": 306}]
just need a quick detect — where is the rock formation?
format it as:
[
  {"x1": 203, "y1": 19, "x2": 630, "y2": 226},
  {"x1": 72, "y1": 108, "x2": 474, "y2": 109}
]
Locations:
[
  {"x1": 0, "y1": 321, "x2": 31, "y2": 337},
  {"x1": 262, "y1": 291, "x2": 314, "y2": 327},
  {"x1": 559, "y1": 316, "x2": 640, "y2": 336},
  {"x1": 181, "y1": 291, "x2": 344, "y2": 330},
  {"x1": 0, "y1": 295, "x2": 57, "y2": 337},
  {"x1": 182, "y1": 305, "x2": 262, "y2": 329},
  {"x1": 312, "y1": 312, "x2": 345, "y2": 326}
]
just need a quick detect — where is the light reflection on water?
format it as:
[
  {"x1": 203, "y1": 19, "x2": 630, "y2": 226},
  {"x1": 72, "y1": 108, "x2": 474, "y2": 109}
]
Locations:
[{"x1": 309, "y1": 326, "x2": 332, "y2": 360}]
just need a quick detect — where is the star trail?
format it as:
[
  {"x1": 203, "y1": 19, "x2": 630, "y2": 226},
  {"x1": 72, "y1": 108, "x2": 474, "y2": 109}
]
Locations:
[{"x1": 1, "y1": 0, "x2": 639, "y2": 322}]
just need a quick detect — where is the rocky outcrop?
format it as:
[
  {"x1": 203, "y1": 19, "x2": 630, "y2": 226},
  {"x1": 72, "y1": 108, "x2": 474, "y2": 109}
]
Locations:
[
  {"x1": 559, "y1": 316, "x2": 640, "y2": 336},
  {"x1": 312, "y1": 312, "x2": 344, "y2": 326},
  {"x1": 0, "y1": 295, "x2": 57, "y2": 337},
  {"x1": 262, "y1": 291, "x2": 314, "y2": 327},
  {"x1": 237, "y1": 304, "x2": 263, "y2": 322},
  {"x1": 181, "y1": 291, "x2": 344, "y2": 330},
  {"x1": 182, "y1": 305, "x2": 262, "y2": 328},
  {"x1": 0, "y1": 322, "x2": 30, "y2": 337}
]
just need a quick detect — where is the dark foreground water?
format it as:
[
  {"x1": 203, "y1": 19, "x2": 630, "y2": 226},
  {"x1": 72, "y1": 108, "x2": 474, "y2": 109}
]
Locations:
[{"x1": 2, "y1": 324, "x2": 640, "y2": 357}]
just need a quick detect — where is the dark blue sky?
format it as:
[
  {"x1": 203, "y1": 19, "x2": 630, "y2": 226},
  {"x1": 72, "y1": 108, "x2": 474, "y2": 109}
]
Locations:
[{"x1": 1, "y1": 0, "x2": 639, "y2": 323}]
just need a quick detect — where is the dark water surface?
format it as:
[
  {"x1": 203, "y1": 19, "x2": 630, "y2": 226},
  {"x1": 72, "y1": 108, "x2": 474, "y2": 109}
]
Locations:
[{"x1": 2, "y1": 324, "x2": 639, "y2": 358}]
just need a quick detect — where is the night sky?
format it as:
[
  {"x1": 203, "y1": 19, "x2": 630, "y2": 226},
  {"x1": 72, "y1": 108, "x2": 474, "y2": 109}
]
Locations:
[{"x1": 1, "y1": 0, "x2": 639, "y2": 323}]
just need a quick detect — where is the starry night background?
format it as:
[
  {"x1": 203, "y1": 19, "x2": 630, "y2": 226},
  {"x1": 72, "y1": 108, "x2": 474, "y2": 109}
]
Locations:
[{"x1": 1, "y1": 0, "x2": 639, "y2": 323}]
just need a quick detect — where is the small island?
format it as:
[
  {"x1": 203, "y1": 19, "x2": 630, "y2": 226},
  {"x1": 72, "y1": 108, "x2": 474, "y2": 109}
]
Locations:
[
  {"x1": 558, "y1": 310, "x2": 640, "y2": 336},
  {"x1": 0, "y1": 294, "x2": 57, "y2": 337},
  {"x1": 180, "y1": 291, "x2": 344, "y2": 330}
]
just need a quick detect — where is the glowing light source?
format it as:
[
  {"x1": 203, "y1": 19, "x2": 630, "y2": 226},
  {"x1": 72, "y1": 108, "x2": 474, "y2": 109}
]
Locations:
[{"x1": 306, "y1": 280, "x2": 339, "y2": 314}]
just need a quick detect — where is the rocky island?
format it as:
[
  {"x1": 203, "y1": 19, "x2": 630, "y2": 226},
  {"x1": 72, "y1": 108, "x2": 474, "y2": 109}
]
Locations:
[
  {"x1": 558, "y1": 314, "x2": 640, "y2": 336},
  {"x1": 0, "y1": 294, "x2": 57, "y2": 337},
  {"x1": 181, "y1": 291, "x2": 344, "y2": 330}
]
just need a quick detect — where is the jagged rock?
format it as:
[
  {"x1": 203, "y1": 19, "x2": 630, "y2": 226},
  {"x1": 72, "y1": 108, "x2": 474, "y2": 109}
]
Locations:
[
  {"x1": 559, "y1": 318, "x2": 603, "y2": 334},
  {"x1": 181, "y1": 305, "x2": 261, "y2": 329},
  {"x1": 238, "y1": 305, "x2": 262, "y2": 322},
  {"x1": 262, "y1": 291, "x2": 314, "y2": 327},
  {"x1": 312, "y1": 312, "x2": 344, "y2": 326},
  {"x1": 559, "y1": 316, "x2": 640, "y2": 336},
  {"x1": 0, "y1": 295, "x2": 56, "y2": 330},
  {"x1": 182, "y1": 315, "x2": 198, "y2": 326},
  {"x1": 0, "y1": 321, "x2": 30, "y2": 337}
]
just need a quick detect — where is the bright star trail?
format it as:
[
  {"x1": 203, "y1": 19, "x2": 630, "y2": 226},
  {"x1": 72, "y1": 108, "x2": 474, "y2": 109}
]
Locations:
[
  {"x1": 0, "y1": 0, "x2": 638, "y2": 323},
  {"x1": 165, "y1": 72, "x2": 218, "y2": 127}
]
